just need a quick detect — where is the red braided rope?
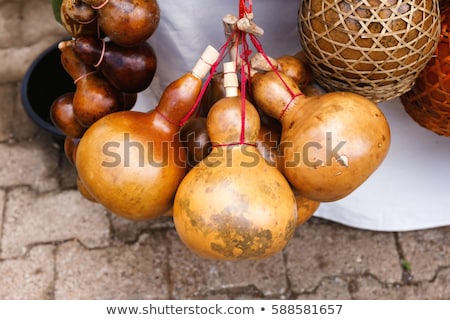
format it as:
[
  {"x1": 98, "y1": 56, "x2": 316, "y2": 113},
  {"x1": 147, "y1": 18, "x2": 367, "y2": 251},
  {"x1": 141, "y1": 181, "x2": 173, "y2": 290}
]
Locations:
[{"x1": 239, "y1": 0, "x2": 253, "y2": 18}]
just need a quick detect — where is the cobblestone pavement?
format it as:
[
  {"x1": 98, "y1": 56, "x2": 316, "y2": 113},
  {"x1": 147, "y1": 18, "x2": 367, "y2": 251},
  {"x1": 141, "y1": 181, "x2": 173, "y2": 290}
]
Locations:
[{"x1": 0, "y1": 0, "x2": 449, "y2": 300}]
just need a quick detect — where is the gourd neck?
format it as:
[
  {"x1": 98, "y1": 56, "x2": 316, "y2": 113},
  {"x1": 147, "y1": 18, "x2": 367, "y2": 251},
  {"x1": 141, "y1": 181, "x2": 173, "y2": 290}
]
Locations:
[{"x1": 278, "y1": 94, "x2": 307, "y2": 125}]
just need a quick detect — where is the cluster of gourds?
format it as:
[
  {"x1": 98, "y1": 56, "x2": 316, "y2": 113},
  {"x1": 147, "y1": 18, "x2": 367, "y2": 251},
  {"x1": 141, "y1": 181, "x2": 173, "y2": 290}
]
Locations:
[
  {"x1": 50, "y1": 0, "x2": 160, "y2": 194},
  {"x1": 51, "y1": 0, "x2": 392, "y2": 261}
]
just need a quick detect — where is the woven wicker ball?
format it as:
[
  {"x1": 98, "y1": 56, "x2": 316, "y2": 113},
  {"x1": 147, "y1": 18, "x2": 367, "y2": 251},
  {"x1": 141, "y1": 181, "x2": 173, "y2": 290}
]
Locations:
[
  {"x1": 401, "y1": 4, "x2": 450, "y2": 136},
  {"x1": 298, "y1": 0, "x2": 441, "y2": 102}
]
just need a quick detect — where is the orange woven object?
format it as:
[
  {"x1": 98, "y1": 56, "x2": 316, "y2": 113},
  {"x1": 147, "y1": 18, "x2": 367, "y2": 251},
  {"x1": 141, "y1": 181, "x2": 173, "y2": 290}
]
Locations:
[{"x1": 401, "y1": 5, "x2": 450, "y2": 136}]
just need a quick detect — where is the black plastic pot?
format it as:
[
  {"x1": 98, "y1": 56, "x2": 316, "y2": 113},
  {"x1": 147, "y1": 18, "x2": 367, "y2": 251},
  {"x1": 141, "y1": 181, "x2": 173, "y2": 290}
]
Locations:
[{"x1": 21, "y1": 39, "x2": 75, "y2": 141}]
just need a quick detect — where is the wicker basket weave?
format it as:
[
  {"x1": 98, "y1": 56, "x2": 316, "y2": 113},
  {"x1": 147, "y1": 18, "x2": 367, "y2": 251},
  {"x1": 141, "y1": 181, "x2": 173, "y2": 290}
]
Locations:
[
  {"x1": 400, "y1": 4, "x2": 450, "y2": 136},
  {"x1": 298, "y1": 0, "x2": 441, "y2": 102}
]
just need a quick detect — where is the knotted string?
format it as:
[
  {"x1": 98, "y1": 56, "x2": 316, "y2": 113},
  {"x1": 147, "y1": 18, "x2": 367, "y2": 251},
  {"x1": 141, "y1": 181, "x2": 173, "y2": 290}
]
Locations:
[
  {"x1": 248, "y1": 33, "x2": 303, "y2": 121},
  {"x1": 73, "y1": 70, "x2": 98, "y2": 85},
  {"x1": 94, "y1": 39, "x2": 106, "y2": 68}
]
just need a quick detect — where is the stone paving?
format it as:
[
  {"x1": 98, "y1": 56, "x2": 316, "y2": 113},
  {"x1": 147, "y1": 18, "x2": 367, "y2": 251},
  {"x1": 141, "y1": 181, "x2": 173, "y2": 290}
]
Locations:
[{"x1": 0, "y1": 0, "x2": 449, "y2": 300}]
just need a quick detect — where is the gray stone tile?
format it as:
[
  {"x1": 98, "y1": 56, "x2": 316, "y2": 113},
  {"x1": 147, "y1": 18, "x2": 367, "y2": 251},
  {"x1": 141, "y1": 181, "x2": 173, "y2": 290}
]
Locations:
[
  {"x1": 398, "y1": 227, "x2": 450, "y2": 282},
  {"x1": 13, "y1": 82, "x2": 41, "y2": 141},
  {"x1": 0, "y1": 137, "x2": 59, "y2": 192},
  {"x1": 0, "y1": 83, "x2": 15, "y2": 142},
  {"x1": 110, "y1": 214, "x2": 175, "y2": 243},
  {"x1": 296, "y1": 277, "x2": 352, "y2": 300},
  {"x1": 285, "y1": 219, "x2": 401, "y2": 293},
  {"x1": 22, "y1": 0, "x2": 67, "y2": 46},
  {"x1": 349, "y1": 276, "x2": 417, "y2": 299},
  {"x1": 1, "y1": 187, "x2": 110, "y2": 259},
  {"x1": 0, "y1": 2, "x2": 21, "y2": 49},
  {"x1": 58, "y1": 157, "x2": 78, "y2": 190},
  {"x1": 0, "y1": 36, "x2": 65, "y2": 84},
  {"x1": 419, "y1": 267, "x2": 450, "y2": 299},
  {"x1": 0, "y1": 188, "x2": 4, "y2": 241},
  {"x1": 0, "y1": 245, "x2": 55, "y2": 299},
  {"x1": 167, "y1": 230, "x2": 288, "y2": 299},
  {"x1": 55, "y1": 234, "x2": 169, "y2": 299}
]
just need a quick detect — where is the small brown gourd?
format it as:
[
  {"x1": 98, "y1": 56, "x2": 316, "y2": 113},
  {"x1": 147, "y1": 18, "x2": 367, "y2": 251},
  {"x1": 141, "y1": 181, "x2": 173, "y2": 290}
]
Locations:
[
  {"x1": 63, "y1": 136, "x2": 80, "y2": 165},
  {"x1": 82, "y1": 0, "x2": 160, "y2": 47},
  {"x1": 50, "y1": 92, "x2": 86, "y2": 138},
  {"x1": 61, "y1": 0, "x2": 98, "y2": 38},
  {"x1": 199, "y1": 72, "x2": 226, "y2": 116},
  {"x1": 173, "y1": 62, "x2": 297, "y2": 260},
  {"x1": 59, "y1": 40, "x2": 124, "y2": 127},
  {"x1": 180, "y1": 117, "x2": 212, "y2": 169},
  {"x1": 72, "y1": 37, "x2": 157, "y2": 93}
]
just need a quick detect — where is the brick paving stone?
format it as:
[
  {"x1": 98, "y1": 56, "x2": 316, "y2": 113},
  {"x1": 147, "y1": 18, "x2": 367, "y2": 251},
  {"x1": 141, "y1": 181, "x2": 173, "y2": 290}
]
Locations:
[
  {"x1": 0, "y1": 136, "x2": 59, "y2": 192},
  {"x1": 110, "y1": 214, "x2": 175, "y2": 243},
  {"x1": 296, "y1": 277, "x2": 352, "y2": 300},
  {"x1": 167, "y1": 230, "x2": 288, "y2": 299},
  {"x1": 348, "y1": 274, "x2": 450, "y2": 300},
  {"x1": 0, "y1": 2, "x2": 21, "y2": 49},
  {"x1": 285, "y1": 218, "x2": 402, "y2": 294},
  {"x1": 0, "y1": 36, "x2": 65, "y2": 84},
  {"x1": 55, "y1": 233, "x2": 169, "y2": 299},
  {"x1": 0, "y1": 83, "x2": 16, "y2": 141},
  {"x1": 419, "y1": 267, "x2": 450, "y2": 299},
  {"x1": 1, "y1": 187, "x2": 110, "y2": 259},
  {"x1": 58, "y1": 158, "x2": 78, "y2": 190},
  {"x1": 13, "y1": 82, "x2": 42, "y2": 141},
  {"x1": 331, "y1": 268, "x2": 450, "y2": 300},
  {"x1": 398, "y1": 226, "x2": 450, "y2": 282},
  {"x1": 348, "y1": 276, "x2": 416, "y2": 299},
  {"x1": 22, "y1": 0, "x2": 67, "y2": 46},
  {"x1": 0, "y1": 189, "x2": 4, "y2": 241},
  {"x1": 0, "y1": 245, "x2": 55, "y2": 299}
]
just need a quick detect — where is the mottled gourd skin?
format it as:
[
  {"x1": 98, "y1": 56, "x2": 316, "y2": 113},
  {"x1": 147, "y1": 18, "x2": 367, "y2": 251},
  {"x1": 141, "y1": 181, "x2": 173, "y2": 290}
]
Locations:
[
  {"x1": 252, "y1": 71, "x2": 391, "y2": 202},
  {"x1": 76, "y1": 111, "x2": 186, "y2": 220},
  {"x1": 173, "y1": 97, "x2": 298, "y2": 261},
  {"x1": 76, "y1": 73, "x2": 204, "y2": 221}
]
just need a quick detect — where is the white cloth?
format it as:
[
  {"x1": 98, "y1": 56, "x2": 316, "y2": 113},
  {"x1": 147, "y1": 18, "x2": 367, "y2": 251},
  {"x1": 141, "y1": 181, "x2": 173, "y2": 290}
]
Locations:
[{"x1": 135, "y1": 0, "x2": 450, "y2": 231}]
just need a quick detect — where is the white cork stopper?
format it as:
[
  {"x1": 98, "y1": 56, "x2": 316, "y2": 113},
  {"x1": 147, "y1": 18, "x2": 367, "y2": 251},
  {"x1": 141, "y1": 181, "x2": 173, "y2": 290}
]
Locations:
[
  {"x1": 223, "y1": 62, "x2": 239, "y2": 97},
  {"x1": 191, "y1": 45, "x2": 220, "y2": 80},
  {"x1": 250, "y1": 52, "x2": 278, "y2": 71}
]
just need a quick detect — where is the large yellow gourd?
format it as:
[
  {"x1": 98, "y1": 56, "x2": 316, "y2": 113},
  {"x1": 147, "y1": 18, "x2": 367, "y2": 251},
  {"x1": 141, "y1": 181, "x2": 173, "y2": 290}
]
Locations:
[
  {"x1": 173, "y1": 63, "x2": 297, "y2": 260},
  {"x1": 75, "y1": 46, "x2": 219, "y2": 220},
  {"x1": 252, "y1": 70, "x2": 391, "y2": 202}
]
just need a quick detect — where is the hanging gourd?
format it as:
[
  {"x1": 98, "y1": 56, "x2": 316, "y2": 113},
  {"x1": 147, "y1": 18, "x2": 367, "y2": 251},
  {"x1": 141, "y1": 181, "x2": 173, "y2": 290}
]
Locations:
[
  {"x1": 70, "y1": 36, "x2": 157, "y2": 93},
  {"x1": 59, "y1": 40, "x2": 124, "y2": 128},
  {"x1": 82, "y1": 0, "x2": 160, "y2": 47},
  {"x1": 60, "y1": 0, "x2": 99, "y2": 38},
  {"x1": 75, "y1": 46, "x2": 219, "y2": 220},
  {"x1": 251, "y1": 69, "x2": 391, "y2": 202},
  {"x1": 173, "y1": 62, "x2": 298, "y2": 260}
]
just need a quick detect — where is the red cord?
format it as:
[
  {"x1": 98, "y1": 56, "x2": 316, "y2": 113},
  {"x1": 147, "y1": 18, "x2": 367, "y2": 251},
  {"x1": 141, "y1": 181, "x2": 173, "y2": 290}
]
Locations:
[
  {"x1": 178, "y1": 32, "x2": 236, "y2": 127},
  {"x1": 239, "y1": 0, "x2": 252, "y2": 18}
]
